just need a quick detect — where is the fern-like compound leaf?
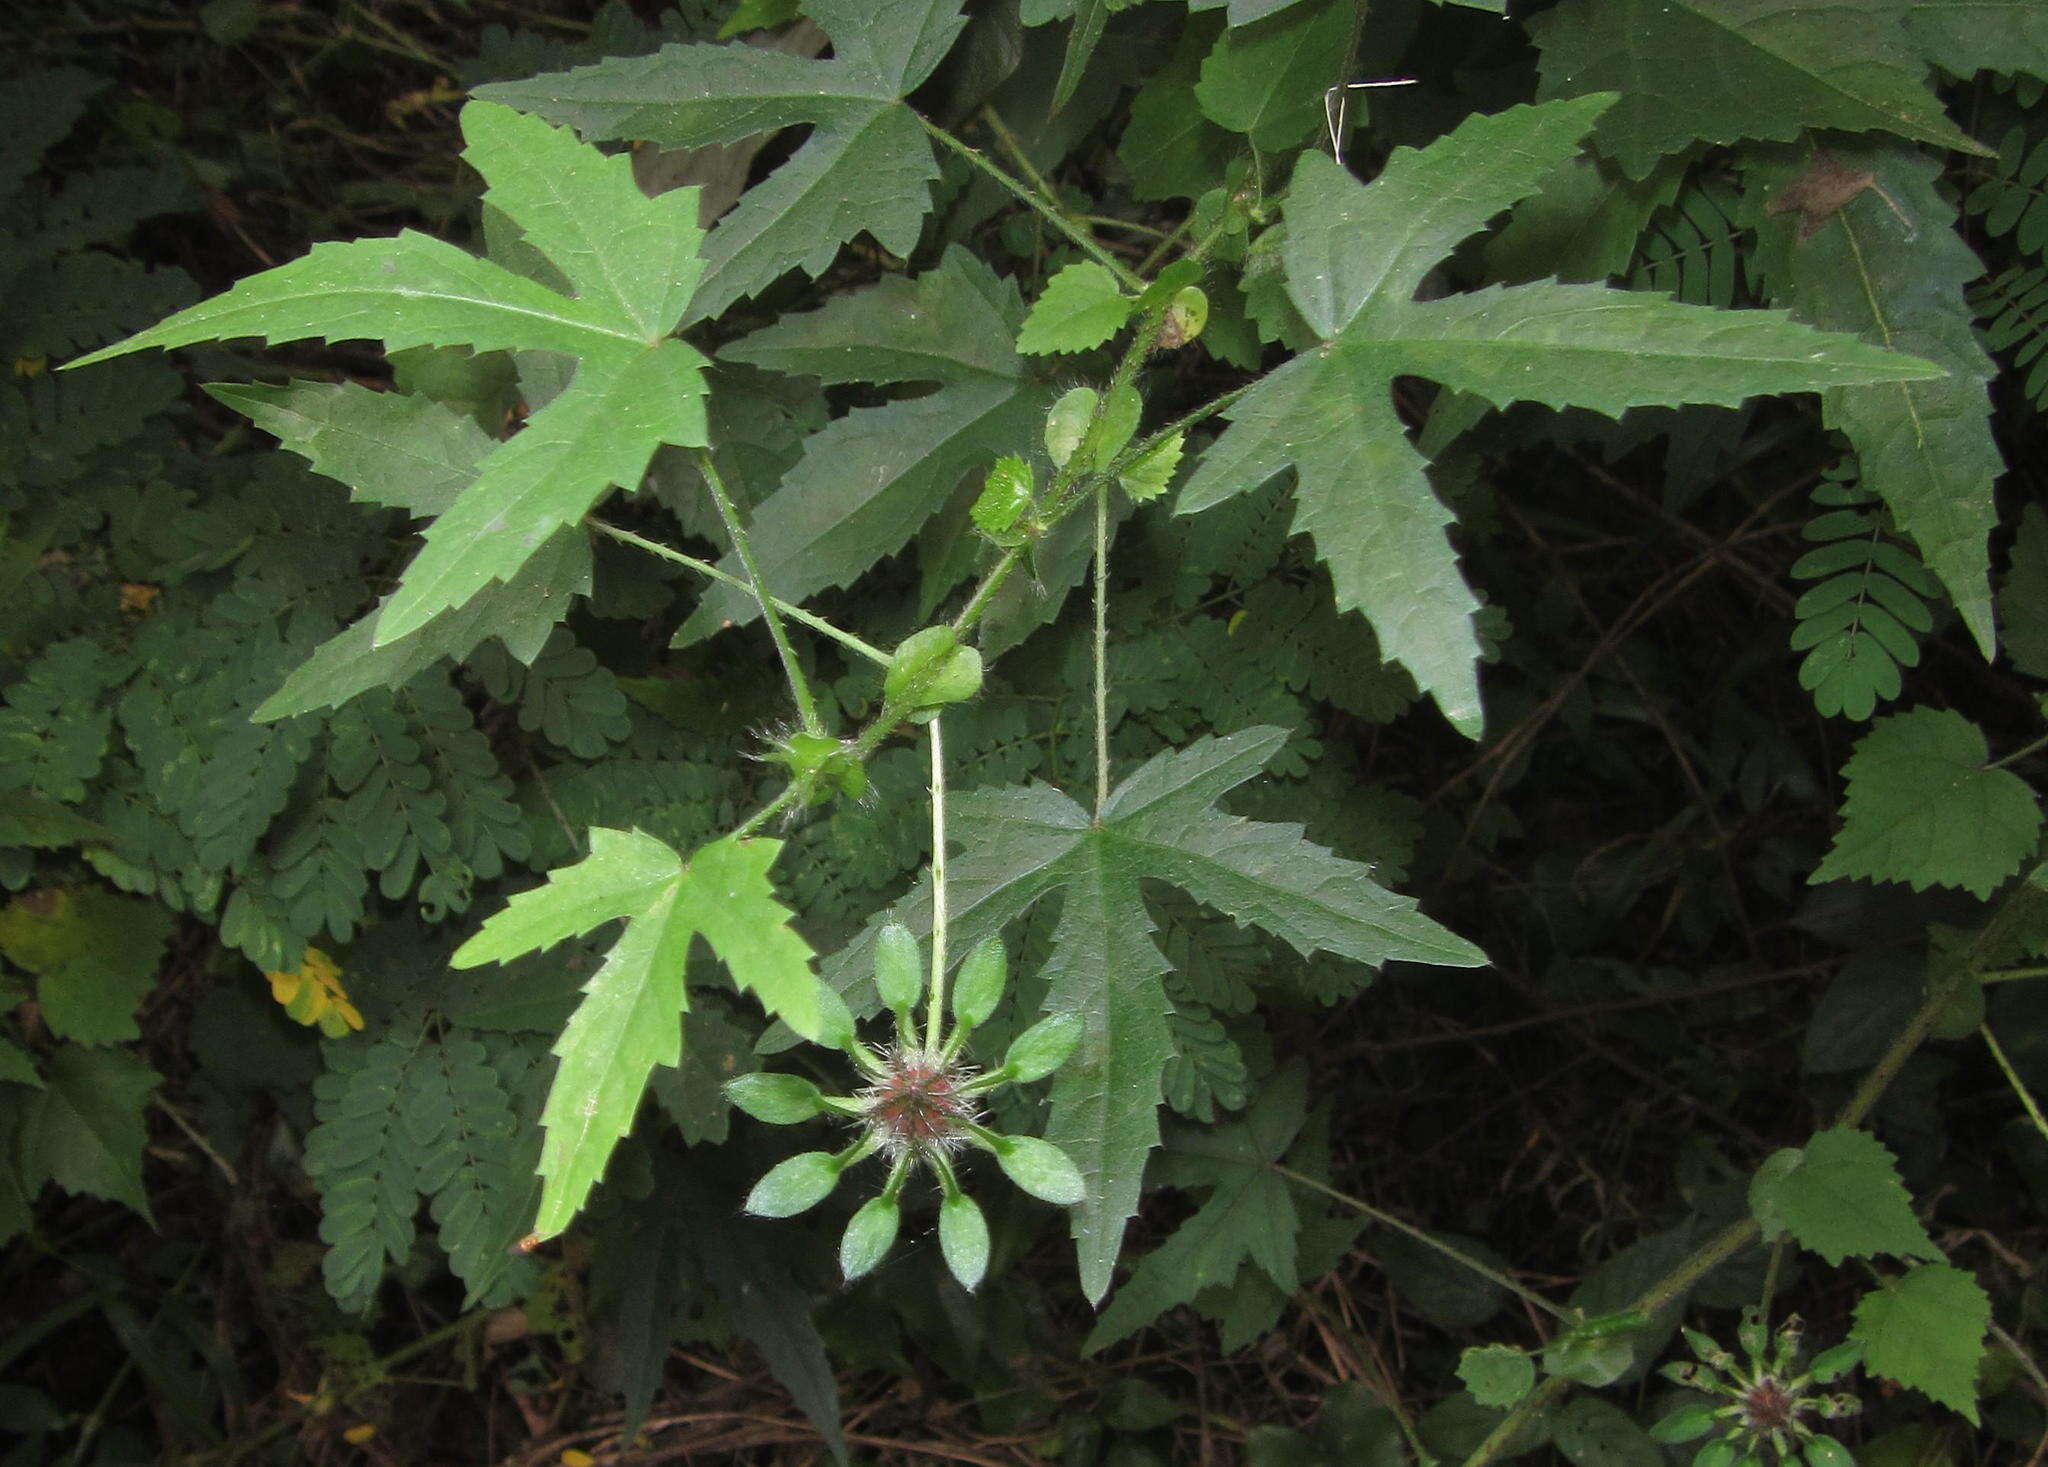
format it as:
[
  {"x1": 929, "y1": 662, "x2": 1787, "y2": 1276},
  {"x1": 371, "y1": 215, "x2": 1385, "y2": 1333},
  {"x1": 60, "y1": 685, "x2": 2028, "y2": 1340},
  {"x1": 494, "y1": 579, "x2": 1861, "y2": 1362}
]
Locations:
[
  {"x1": 65, "y1": 102, "x2": 708, "y2": 647},
  {"x1": 1789, "y1": 464, "x2": 1937, "y2": 721},
  {"x1": 1746, "y1": 141, "x2": 2003, "y2": 662},
  {"x1": 1180, "y1": 98, "x2": 1942, "y2": 737},
  {"x1": 410, "y1": 1034, "x2": 541, "y2": 1307},
  {"x1": 1970, "y1": 263, "x2": 2048, "y2": 413},
  {"x1": 305, "y1": 1031, "x2": 427, "y2": 1312},
  {"x1": 1629, "y1": 176, "x2": 1749, "y2": 307},
  {"x1": 1965, "y1": 125, "x2": 2048, "y2": 258},
  {"x1": 453, "y1": 830, "x2": 834, "y2": 1240}
]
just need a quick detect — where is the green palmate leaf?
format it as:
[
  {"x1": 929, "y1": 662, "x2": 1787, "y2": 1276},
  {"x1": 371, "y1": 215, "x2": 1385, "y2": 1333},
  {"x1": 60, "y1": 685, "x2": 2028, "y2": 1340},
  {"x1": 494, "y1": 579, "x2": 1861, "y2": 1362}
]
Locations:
[
  {"x1": 68, "y1": 101, "x2": 708, "y2": 646},
  {"x1": 1748, "y1": 1126, "x2": 1937, "y2": 1265},
  {"x1": 1178, "y1": 98, "x2": 1943, "y2": 737},
  {"x1": 1851, "y1": 1263, "x2": 1991, "y2": 1422},
  {"x1": 453, "y1": 830, "x2": 832, "y2": 1239},
  {"x1": 216, "y1": 380, "x2": 592, "y2": 719},
  {"x1": 1812, "y1": 707, "x2": 2042, "y2": 900},
  {"x1": 1193, "y1": 0, "x2": 1352, "y2": 153},
  {"x1": 204, "y1": 379, "x2": 494, "y2": 520},
  {"x1": 1529, "y1": 0, "x2": 1981, "y2": 180},
  {"x1": 1016, "y1": 261, "x2": 1132, "y2": 355},
  {"x1": 475, "y1": 0, "x2": 967, "y2": 324},
  {"x1": 1086, "y1": 1067, "x2": 1307, "y2": 1351},
  {"x1": 1747, "y1": 142, "x2": 2003, "y2": 660},
  {"x1": 823, "y1": 728, "x2": 1482, "y2": 1301},
  {"x1": 252, "y1": 531, "x2": 591, "y2": 720},
  {"x1": 1901, "y1": 0, "x2": 2048, "y2": 82},
  {"x1": 682, "y1": 247, "x2": 1058, "y2": 641},
  {"x1": 377, "y1": 334, "x2": 702, "y2": 644},
  {"x1": 20, "y1": 1044, "x2": 158, "y2": 1222}
]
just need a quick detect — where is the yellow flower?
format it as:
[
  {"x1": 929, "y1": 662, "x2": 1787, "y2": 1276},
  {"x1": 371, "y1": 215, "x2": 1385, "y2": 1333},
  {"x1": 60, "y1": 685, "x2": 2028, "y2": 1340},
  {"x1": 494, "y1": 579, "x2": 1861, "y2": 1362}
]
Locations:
[{"x1": 263, "y1": 948, "x2": 363, "y2": 1038}]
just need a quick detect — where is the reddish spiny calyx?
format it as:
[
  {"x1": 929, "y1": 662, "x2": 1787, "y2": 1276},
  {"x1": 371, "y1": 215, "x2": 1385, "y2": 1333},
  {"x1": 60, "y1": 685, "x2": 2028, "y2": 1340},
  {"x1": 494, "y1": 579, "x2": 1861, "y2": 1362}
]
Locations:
[
  {"x1": 859, "y1": 1048, "x2": 978, "y2": 1158},
  {"x1": 1741, "y1": 1378, "x2": 1797, "y2": 1434}
]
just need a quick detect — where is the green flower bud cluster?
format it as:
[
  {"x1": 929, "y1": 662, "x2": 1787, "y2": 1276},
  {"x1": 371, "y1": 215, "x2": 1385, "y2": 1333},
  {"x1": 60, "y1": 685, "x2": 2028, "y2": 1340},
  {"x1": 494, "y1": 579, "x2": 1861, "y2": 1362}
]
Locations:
[
  {"x1": 726, "y1": 925, "x2": 1085, "y2": 1292},
  {"x1": 1650, "y1": 1307, "x2": 1862, "y2": 1467}
]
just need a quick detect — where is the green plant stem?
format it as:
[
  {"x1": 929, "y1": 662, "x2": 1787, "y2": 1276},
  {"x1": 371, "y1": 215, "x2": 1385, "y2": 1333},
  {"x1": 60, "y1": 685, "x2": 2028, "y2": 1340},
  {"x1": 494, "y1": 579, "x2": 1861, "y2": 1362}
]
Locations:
[
  {"x1": 948, "y1": 199, "x2": 1240, "y2": 647},
  {"x1": 721, "y1": 184, "x2": 1232, "y2": 873},
  {"x1": 926, "y1": 717, "x2": 950, "y2": 1052},
  {"x1": 920, "y1": 114, "x2": 1144, "y2": 292},
  {"x1": 1093, "y1": 474, "x2": 1111, "y2": 816},
  {"x1": 1110, "y1": 378, "x2": 1259, "y2": 477},
  {"x1": 1982, "y1": 1021, "x2": 2048, "y2": 1144},
  {"x1": 1978, "y1": 963, "x2": 2048, "y2": 984},
  {"x1": 589, "y1": 519, "x2": 888, "y2": 666},
  {"x1": 1988, "y1": 728, "x2": 2048, "y2": 770},
  {"x1": 1458, "y1": 920, "x2": 2005, "y2": 1467},
  {"x1": 731, "y1": 782, "x2": 803, "y2": 841},
  {"x1": 696, "y1": 450, "x2": 824, "y2": 735},
  {"x1": 1134, "y1": 213, "x2": 1196, "y2": 277},
  {"x1": 1271, "y1": 1163, "x2": 1570, "y2": 1322},
  {"x1": 1756, "y1": 1235, "x2": 1790, "y2": 1323}
]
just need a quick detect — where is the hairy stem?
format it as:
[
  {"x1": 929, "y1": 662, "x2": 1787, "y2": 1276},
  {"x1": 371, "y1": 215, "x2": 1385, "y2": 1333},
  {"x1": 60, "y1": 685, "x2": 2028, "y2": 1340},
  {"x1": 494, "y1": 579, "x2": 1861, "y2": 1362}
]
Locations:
[
  {"x1": 927, "y1": 717, "x2": 950, "y2": 1052},
  {"x1": 1093, "y1": 472, "x2": 1111, "y2": 816},
  {"x1": 1271, "y1": 1163, "x2": 1570, "y2": 1322},
  {"x1": 697, "y1": 450, "x2": 824, "y2": 736},
  {"x1": 921, "y1": 113, "x2": 1144, "y2": 292},
  {"x1": 589, "y1": 518, "x2": 889, "y2": 667},
  {"x1": 1983, "y1": 1021, "x2": 2048, "y2": 1144}
]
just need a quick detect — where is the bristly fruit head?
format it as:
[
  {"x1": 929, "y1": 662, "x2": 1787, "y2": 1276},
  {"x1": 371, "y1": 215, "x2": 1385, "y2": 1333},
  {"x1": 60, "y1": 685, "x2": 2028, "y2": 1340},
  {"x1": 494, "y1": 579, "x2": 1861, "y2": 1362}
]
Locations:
[{"x1": 858, "y1": 1046, "x2": 979, "y2": 1160}]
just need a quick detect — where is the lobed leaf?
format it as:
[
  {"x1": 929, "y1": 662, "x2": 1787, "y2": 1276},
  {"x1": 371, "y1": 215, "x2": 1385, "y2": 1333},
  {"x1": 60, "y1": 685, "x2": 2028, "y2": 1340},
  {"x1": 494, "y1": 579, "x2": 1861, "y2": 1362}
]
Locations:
[
  {"x1": 1530, "y1": 0, "x2": 1982, "y2": 180},
  {"x1": 455, "y1": 831, "x2": 829, "y2": 1240}
]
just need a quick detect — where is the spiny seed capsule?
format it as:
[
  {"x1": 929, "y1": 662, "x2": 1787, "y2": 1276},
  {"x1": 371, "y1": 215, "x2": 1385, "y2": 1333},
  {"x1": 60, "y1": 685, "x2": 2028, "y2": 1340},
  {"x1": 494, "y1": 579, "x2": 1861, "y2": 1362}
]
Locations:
[
  {"x1": 1740, "y1": 1377, "x2": 1798, "y2": 1434},
  {"x1": 858, "y1": 1047, "x2": 978, "y2": 1158}
]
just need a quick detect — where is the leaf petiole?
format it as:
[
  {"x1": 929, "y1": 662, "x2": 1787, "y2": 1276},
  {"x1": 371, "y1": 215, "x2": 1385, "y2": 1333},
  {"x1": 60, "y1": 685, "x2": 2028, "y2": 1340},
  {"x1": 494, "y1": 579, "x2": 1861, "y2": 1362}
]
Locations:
[
  {"x1": 696, "y1": 450, "x2": 824, "y2": 736},
  {"x1": 588, "y1": 518, "x2": 889, "y2": 666}
]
